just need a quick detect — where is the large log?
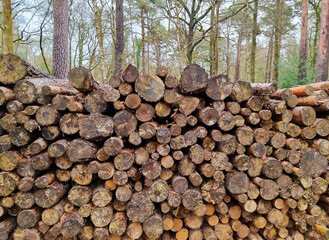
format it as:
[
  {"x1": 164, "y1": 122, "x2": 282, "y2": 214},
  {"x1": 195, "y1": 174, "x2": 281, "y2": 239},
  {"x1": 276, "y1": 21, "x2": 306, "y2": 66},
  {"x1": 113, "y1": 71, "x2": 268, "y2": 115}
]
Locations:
[
  {"x1": 0, "y1": 53, "x2": 52, "y2": 85},
  {"x1": 14, "y1": 78, "x2": 76, "y2": 104},
  {"x1": 68, "y1": 66, "x2": 95, "y2": 91},
  {"x1": 180, "y1": 64, "x2": 208, "y2": 93}
]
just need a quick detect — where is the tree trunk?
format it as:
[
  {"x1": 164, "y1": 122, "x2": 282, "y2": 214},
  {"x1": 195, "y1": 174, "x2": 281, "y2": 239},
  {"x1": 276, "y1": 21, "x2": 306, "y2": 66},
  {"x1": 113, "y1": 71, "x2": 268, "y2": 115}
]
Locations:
[
  {"x1": 91, "y1": 0, "x2": 105, "y2": 82},
  {"x1": 311, "y1": 2, "x2": 321, "y2": 69},
  {"x1": 316, "y1": 0, "x2": 329, "y2": 82},
  {"x1": 234, "y1": 0, "x2": 247, "y2": 82},
  {"x1": 2, "y1": 0, "x2": 14, "y2": 54},
  {"x1": 114, "y1": 0, "x2": 124, "y2": 76},
  {"x1": 187, "y1": 25, "x2": 194, "y2": 64},
  {"x1": 226, "y1": 21, "x2": 231, "y2": 75},
  {"x1": 250, "y1": 0, "x2": 258, "y2": 83},
  {"x1": 274, "y1": 0, "x2": 281, "y2": 82},
  {"x1": 298, "y1": 0, "x2": 308, "y2": 81},
  {"x1": 209, "y1": 5, "x2": 215, "y2": 75},
  {"x1": 265, "y1": 34, "x2": 273, "y2": 83},
  {"x1": 141, "y1": 8, "x2": 146, "y2": 74},
  {"x1": 53, "y1": 0, "x2": 69, "y2": 79},
  {"x1": 214, "y1": 2, "x2": 220, "y2": 75}
]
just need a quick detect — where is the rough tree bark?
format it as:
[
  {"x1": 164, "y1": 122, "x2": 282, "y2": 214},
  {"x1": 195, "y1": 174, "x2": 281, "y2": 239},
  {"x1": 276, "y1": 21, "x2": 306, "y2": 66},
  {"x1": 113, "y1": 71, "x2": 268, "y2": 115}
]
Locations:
[
  {"x1": 2, "y1": 0, "x2": 14, "y2": 54},
  {"x1": 114, "y1": 0, "x2": 124, "y2": 76},
  {"x1": 234, "y1": 0, "x2": 248, "y2": 82},
  {"x1": 250, "y1": 0, "x2": 258, "y2": 83},
  {"x1": 274, "y1": 0, "x2": 281, "y2": 82},
  {"x1": 316, "y1": 0, "x2": 329, "y2": 82},
  {"x1": 141, "y1": 7, "x2": 146, "y2": 74},
  {"x1": 298, "y1": 0, "x2": 308, "y2": 81},
  {"x1": 53, "y1": 0, "x2": 69, "y2": 79},
  {"x1": 90, "y1": 0, "x2": 105, "y2": 81}
]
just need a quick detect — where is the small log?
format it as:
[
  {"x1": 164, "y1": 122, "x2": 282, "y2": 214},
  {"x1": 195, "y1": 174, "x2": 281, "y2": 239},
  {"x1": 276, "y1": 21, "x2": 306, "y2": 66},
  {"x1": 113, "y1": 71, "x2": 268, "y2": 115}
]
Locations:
[
  {"x1": 300, "y1": 150, "x2": 327, "y2": 177},
  {"x1": 109, "y1": 212, "x2": 127, "y2": 236},
  {"x1": 13, "y1": 228, "x2": 41, "y2": 239},
  {"x1": 0, "y1": 218, "x2": 16, "y2": 240},
  {"x1": 84, "y1": 90, "x2": 107, "y2": 113},
  {"x1": 135, "y1": 74, "x2": 165, "y2": 102},
  {"x1": 71, "y1": 164, "x2": 93, "y2": 185},
  {"x1": 35, "y1": 173, "x2": 55, "y2": 189},
  {"x1": 48, "y1": 139, "x2": 68, "y2": 158},
  {"x1": 156, "y1": 65, "x2": 169, "y2": 77},
  {"x1": 103, "y1": 137, "x2": 123, "y2": 156},
  {"x1": 112, "y1": 170, "x2": 128, "y2": 185},
  {"x1": 68, "y1": 186, "x2": 92, "y2": 207},
  {"x1": 313, "y1": 118, "x2": 329, "y2": 137},
  {"x1": 0, "y1": 114, "x2": 17, "y2": 132},
  {"x1": 258, "y1": 109, "x2": 272, "y2": 120},
  {"x1": 248, "y1": 142, "x2": 266, "y2": 157},
  {"x1": 217, "y1": 111, "x2": 235, "y2": 131},
  {"x1": 218, "y1": 134, "x2": 237, "y2": 155},
  {"x1": 61, "y1": 212, "x2": 84, "y2": 238},
  {"x1": 78, "y1": 113, "x2": 114, "y2": 140},
  {"x1": 182, "y1": 189, "x2": 203, "y2": 210},
  {"x1": 0, "y1": 87, "x2": 14, "y2": 106},
  {"x1": 9, "y1": 126, "x2": 31, "y2": 147},
  {"x1": 35, "y1": 181, "x2": 68, "y2": 208},
  {"x1": 99, "y1": 83, "x2": 120, "y2": 102},
  {"x1": 36, "y1": 105, "x2": 60, "y2": 126},
  {"x1": 230, "y1": 81, "x2": 252, "y2": 102},
  {"x1": 292, "y1": 106, "x2": 316, "y2": 126},
  {"x1": 17, "y1": 208, "x2": 40, "y2": 228},
  {"x1": 163, "y1": 89, "x2": 182, "y2": 104},
  {"x1": 18, "y1": 177, "x2": 34, "y2": 192},
  {"x1": 118, "y1": 82, "x2": 133, "y2": 96},
  {"x1": 6, "y1": 100, "x2": 24, "y2": 114},
  {"x1": 225, "y1": 171, "x2": 249, "y2": 194},
  {"x1": 31, "y1": 152, "x2": 52, "y2": 170},
  {"x1": 141, "y1": 160, "x2": 162, "y2": 180},
  {"x1": 0, "y1": 151, "x2": 22, "y2": 171},
  {"x1": 180, "y1": 64, "x2": 208, "y2": 93},
  {"x1": 122, "y1": 64, "x2": 139, "y2": 82},
  {"x1": 113, "y1": 110, "x2": 137, "y2": 137},
  {"x1": 201, "y1": 180, "x2": 226, "y2": 204},
  {"x1": 92, "y1": 187, "x2": 112, "y2": 207},
  {"x1": 17, "y1": 158, "x2": 35, "y2": 178},
  {"x1": 164, "y1": 75, "x2": 177, "y2": 88},
  {"x1": 245, "y1": 96, "x2": 263, "y2": 112},
  {"x1": 262, "y1": 157, "x2": 283, "y2": 179},
  {"x1": 114, "y1": 149, "x2": 134, "y2": 170},
  {"x1": 41, "y1": 126, "x2": 60, "y2": 140},
  {"x1": 253, "y1": 178, "x2": 279, "y2": 200},
  {"x1": 236, "y1": 126, "x2": 254, "y2": 146},
  {"x1": 127, "y1": 192, "x2": 154, "y2": 223},
  {"x1": 126, "y1": 222, "x2": 143, "y2": 239},
  {"x1": 66, "y1": 138, "x2": 97, "y2": 162},
  {"x1": 68, "y1": 66, "x2": 95, "y2": 91},
  {"x1": 289, "y1": 84, "x2": 315, "y2": 96}
]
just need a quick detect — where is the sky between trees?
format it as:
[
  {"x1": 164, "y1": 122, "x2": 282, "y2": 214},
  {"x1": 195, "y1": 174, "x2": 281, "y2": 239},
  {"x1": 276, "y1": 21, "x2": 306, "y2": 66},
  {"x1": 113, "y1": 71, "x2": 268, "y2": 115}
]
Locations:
[{"x1": 1, "y1": 0, "x2": 329, "y2": 88}]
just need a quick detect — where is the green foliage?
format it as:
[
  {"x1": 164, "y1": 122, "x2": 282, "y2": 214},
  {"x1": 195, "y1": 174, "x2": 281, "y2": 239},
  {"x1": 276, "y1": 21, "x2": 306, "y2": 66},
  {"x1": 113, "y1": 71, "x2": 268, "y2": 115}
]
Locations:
[
  {"x1": 277, "y1": 48, "x2": 315, "y2": 89},
  {"x1": 135, "y1": 37, "x2": 142, "y2": 72}
]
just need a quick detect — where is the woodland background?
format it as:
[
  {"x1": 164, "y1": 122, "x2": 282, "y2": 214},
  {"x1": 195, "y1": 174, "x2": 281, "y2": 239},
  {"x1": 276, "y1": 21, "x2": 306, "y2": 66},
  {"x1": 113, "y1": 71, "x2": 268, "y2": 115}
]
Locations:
[{"x1": 0, "y1": 0, "x2": 329, "y2": 88}]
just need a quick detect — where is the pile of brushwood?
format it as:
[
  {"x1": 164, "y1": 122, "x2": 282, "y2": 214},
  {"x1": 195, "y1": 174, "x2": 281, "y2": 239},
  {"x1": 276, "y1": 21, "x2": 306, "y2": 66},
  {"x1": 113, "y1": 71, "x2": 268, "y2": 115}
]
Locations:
[{"x1": 0, "y1": 53, "x2": 328, "y2": 240}]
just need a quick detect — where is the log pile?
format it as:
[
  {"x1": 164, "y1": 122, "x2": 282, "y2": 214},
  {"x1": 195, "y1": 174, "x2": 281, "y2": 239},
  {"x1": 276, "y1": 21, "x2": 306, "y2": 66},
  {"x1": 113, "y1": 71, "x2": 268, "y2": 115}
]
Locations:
[{"x1": 0, "y1": 53, "x2": 328, "y2": 240}]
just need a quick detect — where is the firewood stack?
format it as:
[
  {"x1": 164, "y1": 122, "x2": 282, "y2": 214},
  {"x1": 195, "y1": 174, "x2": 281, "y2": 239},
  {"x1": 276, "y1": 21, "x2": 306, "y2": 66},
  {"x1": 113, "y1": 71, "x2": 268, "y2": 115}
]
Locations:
[{"x1": 0, "y1": 53, "x2": 328, "y2": 240}]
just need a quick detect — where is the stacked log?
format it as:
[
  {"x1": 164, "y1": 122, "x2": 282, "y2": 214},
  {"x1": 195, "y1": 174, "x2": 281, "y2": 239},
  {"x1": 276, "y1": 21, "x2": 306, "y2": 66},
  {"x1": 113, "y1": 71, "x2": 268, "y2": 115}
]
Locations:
[{"x1": 0, "y1": 53, "x2": 328, "y2": 240}]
